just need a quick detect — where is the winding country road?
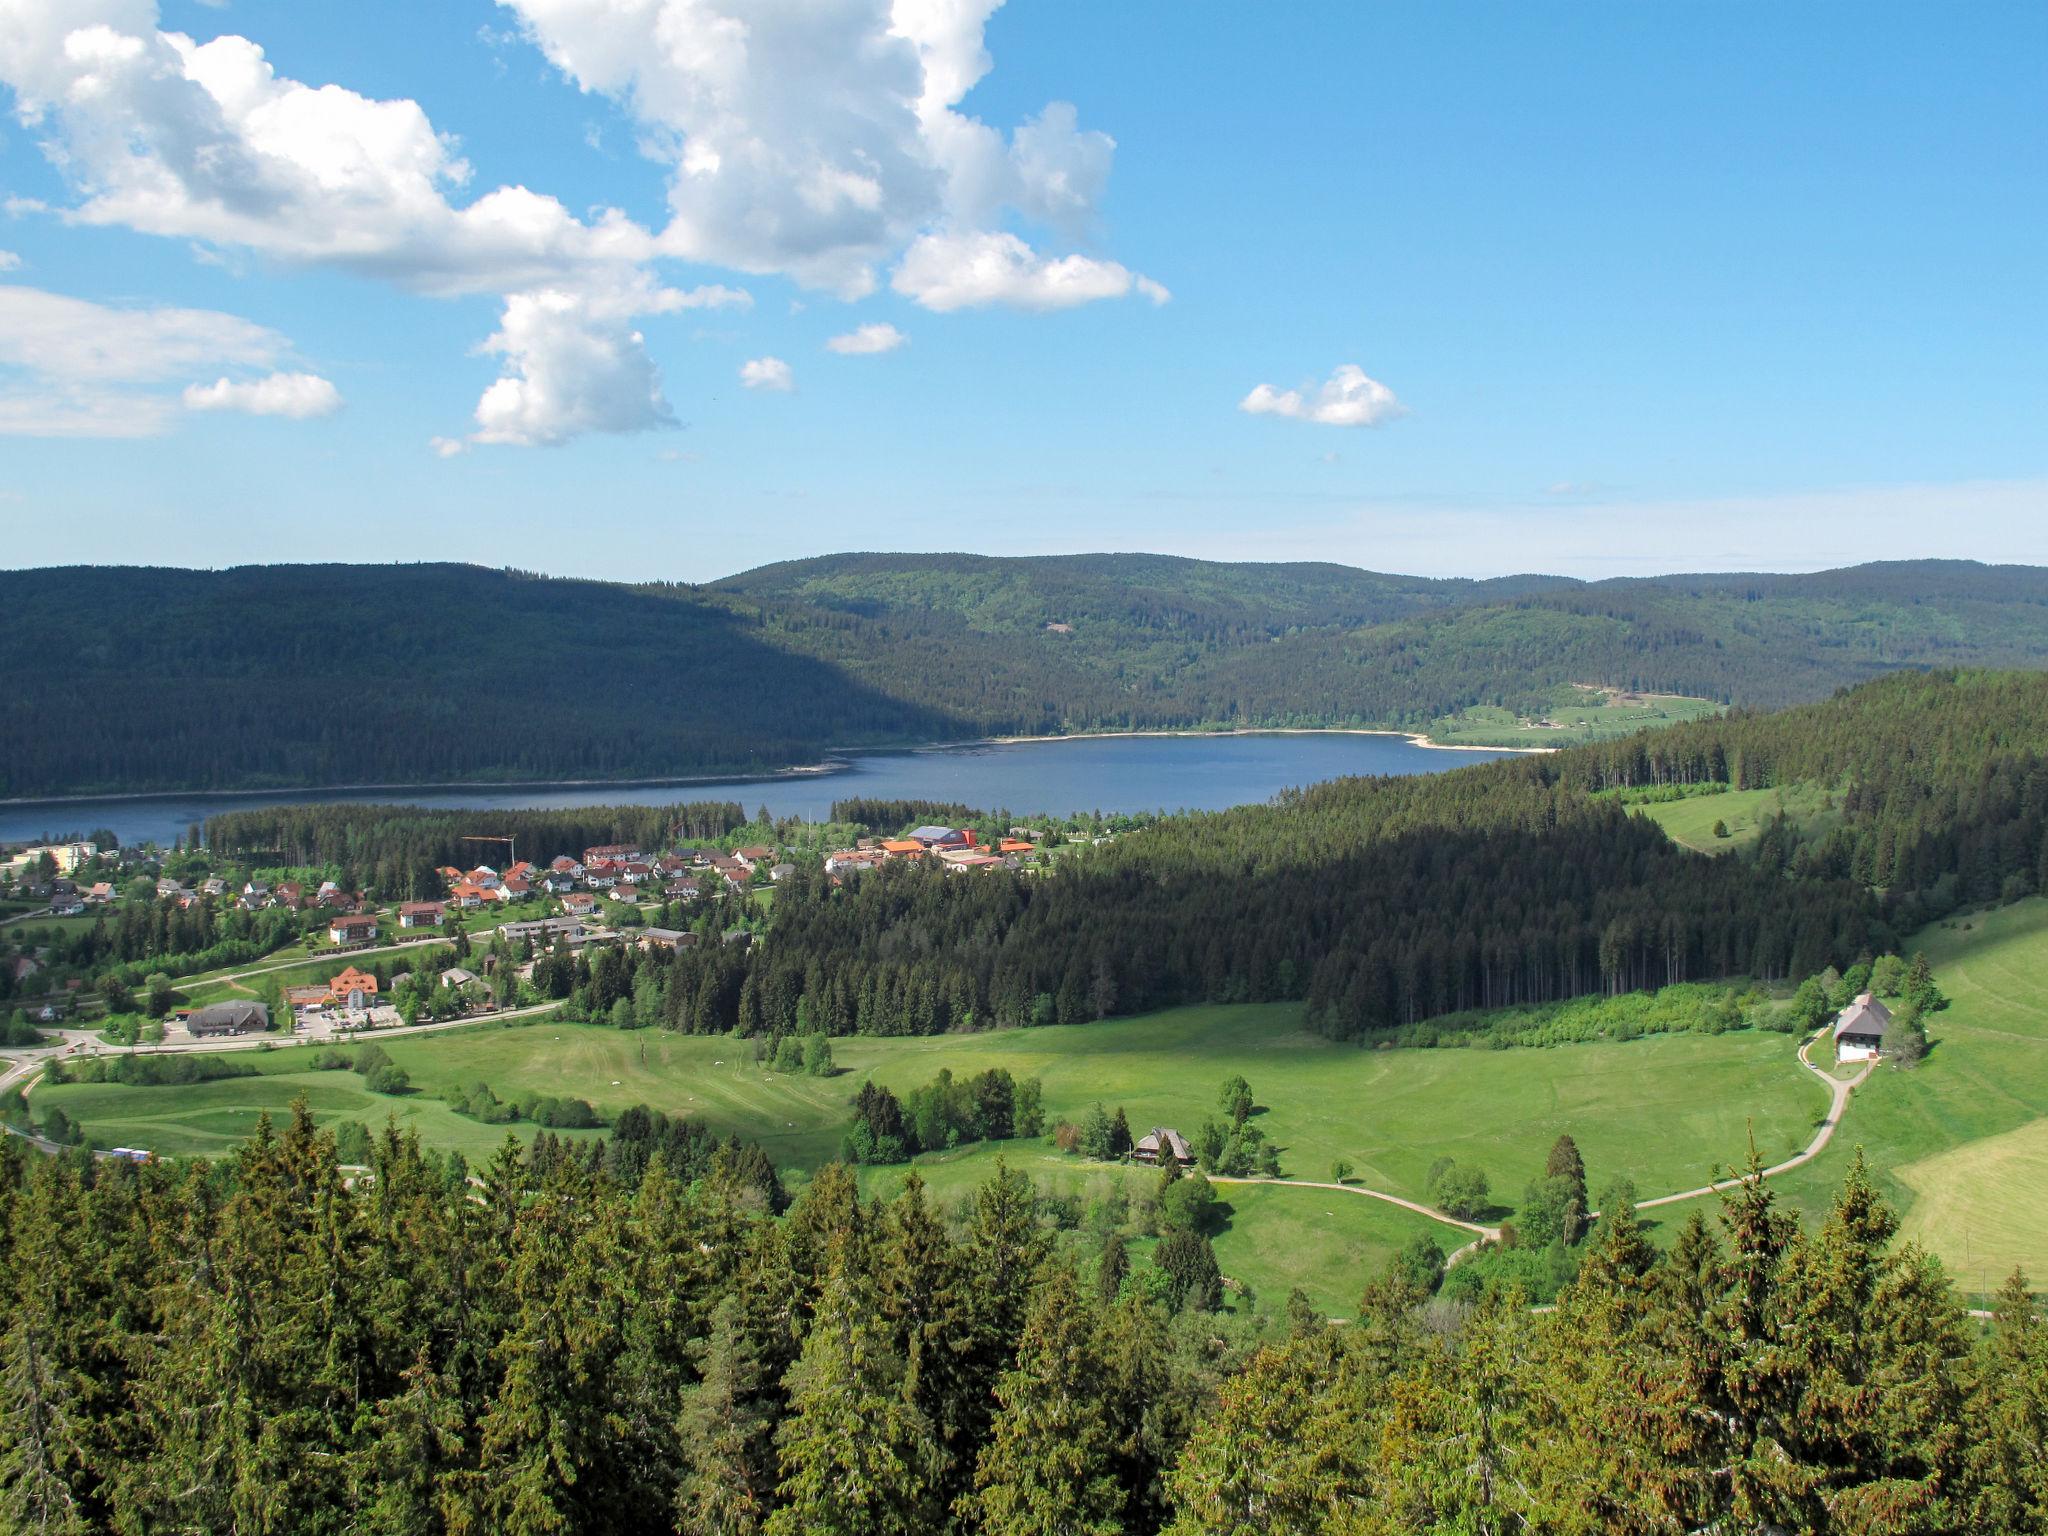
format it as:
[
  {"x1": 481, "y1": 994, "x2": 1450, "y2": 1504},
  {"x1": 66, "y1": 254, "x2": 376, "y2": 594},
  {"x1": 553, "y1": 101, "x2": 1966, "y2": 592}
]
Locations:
[{"x1": 1211, "y1": 1025, "x2": 1866, "y2": 1258}]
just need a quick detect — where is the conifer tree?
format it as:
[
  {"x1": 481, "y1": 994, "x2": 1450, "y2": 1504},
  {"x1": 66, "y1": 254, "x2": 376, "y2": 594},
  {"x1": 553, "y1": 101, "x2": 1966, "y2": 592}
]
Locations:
[
  {"x1": 1163, "y1": 1337, "x2": 1363, "y2": 1536},
  {"x1": 1096, "y1": 1231, "x2": 1130, "y2": 1305},
  {"x1": 1544, "y1": 1133, "x2": 1589, "y2": 1243},
  {"x1": 765, "y1": 1266, "x2": 939, "y2": 1536},
  {"x1": 969, "y1": 1267, "x2": 1124, "y2": 1536},
  {"x1": 674, "y1": 1296, "x2": 774, "y2": 1536},
  {"x1": 1974, "y1": 1269, "x2": 2048, "y2": 1534}
]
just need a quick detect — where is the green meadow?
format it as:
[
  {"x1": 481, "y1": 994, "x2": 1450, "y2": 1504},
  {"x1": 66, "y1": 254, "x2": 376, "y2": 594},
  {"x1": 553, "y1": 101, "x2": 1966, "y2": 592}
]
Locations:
[
  {"x1": 1763, "y1": 897, "x2": 2048, "y2": 1294},
  {"x1": 1427, "y1": 686, "x2": 1721, "y2": 749},
  {"x1": 37, "y1": 1003, "x2": 1825, "y2": 1313},
  {"x1": 1633, "y1": 781, "x2": 1839, "y2": 855}
]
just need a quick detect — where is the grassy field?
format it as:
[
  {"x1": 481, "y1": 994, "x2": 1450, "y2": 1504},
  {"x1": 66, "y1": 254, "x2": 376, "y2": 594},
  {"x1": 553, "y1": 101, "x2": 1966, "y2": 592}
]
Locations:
[
  {"x1": 41, "y1": 1006, "x2": 1823, "y2": 1217},
  {"x1": 1634, "y1": 781, "x2": 1838, "y2": 855},
  {"x1": 1759, "y1": 898, "x2": 2048, "y2": 1293},
  {"x1": 31, "y1": 1047, "x2": 599, "y2": 1162},
  {"x1": 1428, "y1": 686, "x2": 1721, "y2": 749}
]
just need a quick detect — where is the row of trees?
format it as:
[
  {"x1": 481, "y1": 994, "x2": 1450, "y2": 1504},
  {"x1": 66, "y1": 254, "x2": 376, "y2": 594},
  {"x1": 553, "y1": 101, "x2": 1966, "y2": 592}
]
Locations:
[
  {"x1": 5, "y1": 1108, "x2": 2047, "y2": 1534},
  {"x1": 842, "y1": 1068, "x2": 1047, "y2": 1164}
]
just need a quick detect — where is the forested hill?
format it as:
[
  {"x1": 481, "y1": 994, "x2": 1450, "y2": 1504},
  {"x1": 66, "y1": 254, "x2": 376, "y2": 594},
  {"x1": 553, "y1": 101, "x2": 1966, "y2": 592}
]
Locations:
[
  {"x1": 663, "y1": 668, "x2": 2048, "y2": 1045},
  {"x1": 6, "y1": 555, "x2": 2048, "y2": 797}
]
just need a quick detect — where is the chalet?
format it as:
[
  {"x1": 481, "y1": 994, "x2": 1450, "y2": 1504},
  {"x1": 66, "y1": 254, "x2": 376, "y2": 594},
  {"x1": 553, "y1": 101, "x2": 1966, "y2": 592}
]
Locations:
[
  {"x1": 328, "y1": 914, "x2": 379, "y2": 945},
  {"x1": 909, "y1": 826, "x2": 972, "y2": 848},
  {"x1": 186, "y1": 1001, "x2": 269, "y2": 1037},
  {"x1": 1833, "y1": 992, "x2": 1893, "y2": 1063},
  {"x1": 441, "y1": 967, "x2": 478, "y2": 989},
  {"x1": 940, "y1": 852, "x2": 1004, "y2": 873},
  {"x1": 242, "y1": 880, "x2": 271, "y2": 900},
  {"x1": 732, "y1": 845, "x2": 774, "y2": 871},
  {"x1": 562, "y1": 893, "x2": 599, "y2": 917},
  {"x1": 399, "y1": 900, "x2": 445, "y2": 929},
  {"x1": 549, "y1": 856, "x2": 585, "y2": 876},
  {"x1": 663, "y1": 879, "x2": 702, "y2": 900},
  {"x1": 275, "y1": 881, "x2": 306, "y2": 909},
  {"x1": 436, "y1": 866, "x2": 464, "y2": 884},
  {"x1": 616, "y1": 862, "x2": 653, "y2": 885},
  {"x1": 85, "y1": 881, "x2": 116, "y2": 904},
  {"x1": 1131, "y1": 1127, "x2": 1195, "y2": 1167},
  {"x1": 506, "y1": 861, "x2": 536, "y2": 882},
  {"x1": 50, "y1": 894, "x2": 87, "y2": 916},
  {"x1": 499, "y1": 877, "x2": 533, "y2": 901},
  {"x1": 449, "y1": 883, "x2": 489, "y2": 909},
  {"x1": 584, "y1": 869, "x2": 620, "y2": 890},
  {"x1": 200, "y1": 877, "x2": 228, "y2": 898},
  {"x1": 824, "y1": 850, "x2": 882, "y2": 875},
  {"x1": 156, "y1": 877, "x2": 187, "y2": 899},
  {"x1": 464, "y1": 866, "x2": 501, "y2": 890},
  {"x1": 997, "y1": 839, "x2": 1036, "y2": 856}
]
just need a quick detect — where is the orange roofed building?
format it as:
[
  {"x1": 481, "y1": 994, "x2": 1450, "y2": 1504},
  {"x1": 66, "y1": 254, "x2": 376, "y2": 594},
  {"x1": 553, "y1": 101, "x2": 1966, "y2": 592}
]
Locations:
[{"x1": 328, "y1": 966, "x2": 379, "y2": 1000}]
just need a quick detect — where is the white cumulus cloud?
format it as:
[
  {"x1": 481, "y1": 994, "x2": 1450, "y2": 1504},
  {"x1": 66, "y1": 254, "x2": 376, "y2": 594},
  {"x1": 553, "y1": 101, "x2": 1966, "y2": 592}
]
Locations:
[
  {"x1": 0, "y1": 281, "x2": 316, "y2": 436},
  {"x1": 0, "y1": 251, "x2": 20, "y2": 271},
  {"x1": 0, "y1": 0, "x2": 1159, "y2": 446},
  {"x1": 1239, "y1": 365, "x2": 1405, "y2": 428},
  {"x1": 429, "y1": 435, "x2": 467, "y2": 458},
  {"x1": 826, "y1": 322, "x2": 907, "y2": 355},
  {"x1": 183, "y1": 370, "x2": 342, "y2": 418},
  {"x1": 893, "y1": 230, "x2": 1166, "y2": 312},
  {"x1": 501, "y1": 0, "x2": 1162, "y2": 310},
  {"x1": 739, "y1": 356, "x2": 794, "y2": 392}
]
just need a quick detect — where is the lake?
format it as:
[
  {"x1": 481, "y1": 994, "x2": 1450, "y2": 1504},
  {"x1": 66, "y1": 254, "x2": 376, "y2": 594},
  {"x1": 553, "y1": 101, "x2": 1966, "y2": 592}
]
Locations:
[{"x1": 0, "y1": 733, "x2": 1523, "y2": 847}]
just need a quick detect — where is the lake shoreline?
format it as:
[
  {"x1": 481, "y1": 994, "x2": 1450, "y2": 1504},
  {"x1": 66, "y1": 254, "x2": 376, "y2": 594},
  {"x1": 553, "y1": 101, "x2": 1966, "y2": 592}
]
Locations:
[
  {"x1": 1, "y1": 726, "x2": 1554, "y2": 813},
  {"x1": 969, "y1": 725, "x2": 1554, "y2": 755}
]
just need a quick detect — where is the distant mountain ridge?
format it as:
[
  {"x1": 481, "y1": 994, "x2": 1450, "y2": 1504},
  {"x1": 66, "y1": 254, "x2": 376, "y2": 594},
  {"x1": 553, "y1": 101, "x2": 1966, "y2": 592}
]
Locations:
[{"x1": 4, "y1": 555, "x2": 2046, "y2": 798}]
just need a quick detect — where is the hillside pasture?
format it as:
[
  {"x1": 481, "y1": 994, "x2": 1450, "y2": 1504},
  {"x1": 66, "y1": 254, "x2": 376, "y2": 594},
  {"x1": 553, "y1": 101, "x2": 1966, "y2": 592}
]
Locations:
[
  {"x1": 42, "y1": 1006, "x2": 1824, "y2": 1224},
  {"x1": 1635, "y1": 781, "x2": 1837, "y2": 854},
  {"x1": 1762, "y1": 899, "x2": 2048, "y2": 1291}
]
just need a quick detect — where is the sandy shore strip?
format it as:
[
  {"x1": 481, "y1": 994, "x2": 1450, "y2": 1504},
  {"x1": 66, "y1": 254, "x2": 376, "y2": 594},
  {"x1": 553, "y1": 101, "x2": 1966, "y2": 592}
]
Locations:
[{"x1": 963, "y1": 726, "x2": 1556, "y2": 754}]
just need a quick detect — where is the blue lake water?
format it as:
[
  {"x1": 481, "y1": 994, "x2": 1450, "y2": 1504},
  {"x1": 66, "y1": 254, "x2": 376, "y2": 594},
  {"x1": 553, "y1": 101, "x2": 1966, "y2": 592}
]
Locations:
[{"x1": 0, "y1": 733, "x2": 1522, "y2": 847}]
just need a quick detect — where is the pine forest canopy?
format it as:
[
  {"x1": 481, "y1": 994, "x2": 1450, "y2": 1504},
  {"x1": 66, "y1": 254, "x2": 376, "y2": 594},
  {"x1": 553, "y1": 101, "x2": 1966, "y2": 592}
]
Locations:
[{"x1": 5, "y1": 555, "x2": 2048, "y2": 796}]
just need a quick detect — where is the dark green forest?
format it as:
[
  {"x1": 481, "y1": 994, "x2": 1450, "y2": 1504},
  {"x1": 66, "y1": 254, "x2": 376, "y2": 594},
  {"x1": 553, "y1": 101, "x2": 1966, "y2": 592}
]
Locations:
[
  {"x1": 648, "y1": 670, "x2": 2047, "y2": 1043},
  {"x1": 7, "y1": 555, "x2": 2048, "y2": 795},
  {"x1": 5, "y1": 1111, "x2": 2045, "y2": 1534}
]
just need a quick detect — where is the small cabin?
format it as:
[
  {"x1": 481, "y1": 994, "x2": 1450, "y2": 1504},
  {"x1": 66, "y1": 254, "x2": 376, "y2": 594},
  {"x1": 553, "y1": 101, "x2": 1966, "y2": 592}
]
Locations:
[
  {"x1": 1832, "y1": 992, "x2": 1893, "y2": 1062},
  {"x1": 1131, "y1": 1126, "x2": 1195, "y2": 1167}
]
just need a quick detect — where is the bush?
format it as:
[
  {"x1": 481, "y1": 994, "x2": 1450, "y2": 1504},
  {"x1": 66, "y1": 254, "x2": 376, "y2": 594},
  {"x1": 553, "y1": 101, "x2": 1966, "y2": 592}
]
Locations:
[
  {"x1": 363, "y1": 1063, "x2": 411, "y2": 1095},
  {"x1": 1427, "y1": 1158, "x2": 1491, "y2": 1220},
  {"x1": 59, "y1": 1054, "x2": 257, "y2": 1087}
]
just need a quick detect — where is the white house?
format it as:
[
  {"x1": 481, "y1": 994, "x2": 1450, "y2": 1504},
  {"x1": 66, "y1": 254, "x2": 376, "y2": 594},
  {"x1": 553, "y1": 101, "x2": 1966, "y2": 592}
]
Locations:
[{"x1": 1833, "y1": 992, "x2": 1893, "y2": 1063}]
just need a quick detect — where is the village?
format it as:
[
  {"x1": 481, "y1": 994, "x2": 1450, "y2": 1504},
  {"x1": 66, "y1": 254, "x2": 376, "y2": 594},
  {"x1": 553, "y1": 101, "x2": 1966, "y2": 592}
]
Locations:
[{"x1": 0, "y1": 820, "x2": 1057, "y2": 1048}]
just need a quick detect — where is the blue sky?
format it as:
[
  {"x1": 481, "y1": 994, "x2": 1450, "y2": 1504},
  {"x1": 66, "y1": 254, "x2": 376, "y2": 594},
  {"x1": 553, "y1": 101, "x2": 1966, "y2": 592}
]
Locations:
[{"x1": 1, "y1": 0, "x2": 2042, "y2": 580}]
